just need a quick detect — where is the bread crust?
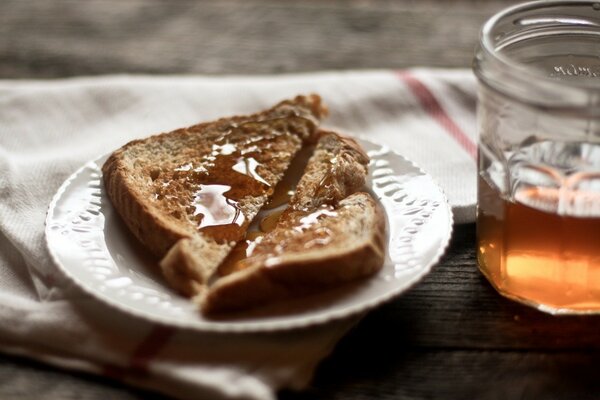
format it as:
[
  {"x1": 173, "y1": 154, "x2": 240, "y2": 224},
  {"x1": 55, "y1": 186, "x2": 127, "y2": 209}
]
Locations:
[
  {"x1": 200, "y1": 193, "x2": 386, "y2": 314},
  {"x1": 200, "y1": 131, "x2": 386, "y2": 314},
  {"x1": 103, "y1": 96, "x2": 387, "y2": 311},
  {"x1": 102, "y1": 95, "x2": 327, "y2": 296},
  {"x1": 103, "y1": 152, "x2": 189, "y2": 258}
]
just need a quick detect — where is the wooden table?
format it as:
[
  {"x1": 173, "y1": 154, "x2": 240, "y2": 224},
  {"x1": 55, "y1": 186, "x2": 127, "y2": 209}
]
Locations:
[{"x1": 1, "y1": 1, "x2": 599, "y2": 399}]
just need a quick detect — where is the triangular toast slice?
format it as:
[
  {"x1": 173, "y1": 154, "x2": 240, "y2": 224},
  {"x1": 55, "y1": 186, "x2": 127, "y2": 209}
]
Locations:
[
  {"x1": 102, "y1": 95, "x2": 327, "y2": 296},
  {"x1": 200, "y1": 131, "x2": 386, "y2": 314}
]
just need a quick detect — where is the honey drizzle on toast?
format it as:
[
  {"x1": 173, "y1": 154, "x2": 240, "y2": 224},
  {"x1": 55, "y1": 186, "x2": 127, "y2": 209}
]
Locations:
[
  {"x1": 151, "y1": 117, "x2": 314, "y2": 244},
  {"x1": 213, "y1": 132, "x2": 367, "y2": 279}
]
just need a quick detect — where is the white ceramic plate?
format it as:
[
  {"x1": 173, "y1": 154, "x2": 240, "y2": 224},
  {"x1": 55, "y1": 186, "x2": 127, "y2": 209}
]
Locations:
[{"x1": 46, "y1": 137, "x2": 453, "y2": 332}]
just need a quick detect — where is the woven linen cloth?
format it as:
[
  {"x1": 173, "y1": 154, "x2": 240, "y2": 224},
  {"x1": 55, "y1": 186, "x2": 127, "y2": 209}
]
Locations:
[{"x1": 0, "y1": 69, "x2": 477, "y2": 400}]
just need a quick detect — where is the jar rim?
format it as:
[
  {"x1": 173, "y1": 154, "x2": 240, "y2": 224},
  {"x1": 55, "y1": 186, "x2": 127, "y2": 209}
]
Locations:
[{"x1": 476, "y1": 0, "x2": 600, "y2": 113}]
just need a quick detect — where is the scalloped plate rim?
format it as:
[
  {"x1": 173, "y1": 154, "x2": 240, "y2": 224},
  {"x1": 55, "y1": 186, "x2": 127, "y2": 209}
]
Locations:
[{"x1": 45, "y1": 136, "x2": 453, "y2": 333}]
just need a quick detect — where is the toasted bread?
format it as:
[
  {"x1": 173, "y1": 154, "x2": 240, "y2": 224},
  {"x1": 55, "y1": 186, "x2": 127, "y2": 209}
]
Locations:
[
  {"x1": 102, "y1": 95, "x2": 327, "y2": 296},
  {"x1": 200, "y1": 131, "x2": 386, "y2": 314}
]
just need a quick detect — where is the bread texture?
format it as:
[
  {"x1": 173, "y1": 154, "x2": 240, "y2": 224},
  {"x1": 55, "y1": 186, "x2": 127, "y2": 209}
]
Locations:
[
  {"x1": 102, "y1": 95, "x2": 327, "y2": 296},
  {"x1": 200, "y1": 131, "x2": 386, "y2": 314}
]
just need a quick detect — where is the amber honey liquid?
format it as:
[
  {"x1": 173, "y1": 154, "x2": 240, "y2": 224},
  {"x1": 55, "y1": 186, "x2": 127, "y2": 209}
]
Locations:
[{"x1": 477, "y1": 175, "x2": 600, "y2": 311}]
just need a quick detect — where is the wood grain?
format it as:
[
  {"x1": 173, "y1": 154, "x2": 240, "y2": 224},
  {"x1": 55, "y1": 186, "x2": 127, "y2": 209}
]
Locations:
[
  {"x1": 375, "y1": 225, "x2": 600, "y2": 352},
  {"x1": 0, "y1": 0, "x2": 517, "y2": 77},
  {"x1": 2, "y1": 1, "x2": 598, "y2": 400},
  {"x1": 278, "y1": 225, "x2": 600, "y2": 399},
  {"x1": 284, "y1": 350, "x2": 600, "y2": 400}
]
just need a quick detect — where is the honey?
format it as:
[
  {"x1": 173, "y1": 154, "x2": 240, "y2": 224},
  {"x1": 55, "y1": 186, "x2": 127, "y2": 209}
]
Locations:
[
  {"x1": 259, "y1": 209, "x2": 285, "y2": 233},
  {"x1": 217, "y1": 231, "x2": 264, "y2": 277},
  {"x1": 214, "y1": 145, "x2": 320, "y2": 277},
  {"x1": 192, "y1": 184, "x2": 245, "y2": 229},
  {"x1": 263, "y1": 145, "x2": 314, "y2": 210},
  {"x1": 199, "y1": 130, "x2": 357, "y2": 279},
  {"x1": 245, "y1": 205, "x2": 339, "y2": 263},
  {"x1": 216, "y1": 198, "x2": 339, "y2": 277},
  {"x1": 150, "y1": 117, "x2": 315, "y2": 244},
  {"x1": 477, "y1": 175, "x2": 600, "y2": 311}
]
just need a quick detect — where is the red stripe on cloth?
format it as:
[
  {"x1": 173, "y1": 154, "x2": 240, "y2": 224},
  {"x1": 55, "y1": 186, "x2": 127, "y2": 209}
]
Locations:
[
  {"x1": 102, "y1": 364, "x2": 127, "y2": 380},
  {"x1": 101, "y1": 325, "x2": 175, "y2": 378},
  {"x1": 130, "y1": 325, "x2": 175, "y2": 370},
  {"x1": 396, "y1": 71, "x2": 477, "y2": 161}
]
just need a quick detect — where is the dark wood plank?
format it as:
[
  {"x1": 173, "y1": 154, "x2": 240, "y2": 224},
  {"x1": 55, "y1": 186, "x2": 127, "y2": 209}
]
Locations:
[
  {"x1": 282, "y1": 349, "x2": 600, "y2": 400},
  {"x1": 372, "y1": 224, "x2": 600, "y2": 351},
  {"x1": 0, "y1": 0, "x2": 518, "y2": 78},
  {"x1": 276, "y1": 225, "x2": 600, "y2": 399}
]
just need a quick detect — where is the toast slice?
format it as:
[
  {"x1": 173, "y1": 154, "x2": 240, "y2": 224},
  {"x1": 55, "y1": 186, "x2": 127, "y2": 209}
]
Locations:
[
  {"x1": 200, "y1": 131, "x2": 386, "y2": 314},
  {"x1": 102, "y1": 95, "x2": 327, "y2": 296}
]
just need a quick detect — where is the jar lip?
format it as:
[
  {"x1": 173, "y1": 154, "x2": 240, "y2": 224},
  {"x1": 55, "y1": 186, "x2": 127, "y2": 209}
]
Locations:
[{"x1": 479, "y1": 0, "x2": 600, "y2": 93}]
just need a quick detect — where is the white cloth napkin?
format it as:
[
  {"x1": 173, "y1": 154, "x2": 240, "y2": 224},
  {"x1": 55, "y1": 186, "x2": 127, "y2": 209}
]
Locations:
[{"x1": 0, "y1": 69, "x2": 477, "y2": 400}]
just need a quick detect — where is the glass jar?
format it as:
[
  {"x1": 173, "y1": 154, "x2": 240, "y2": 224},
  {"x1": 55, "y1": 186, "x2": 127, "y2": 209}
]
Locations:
[{"x1": 473, "y1": 0, "x2": 600, "y2": 313}]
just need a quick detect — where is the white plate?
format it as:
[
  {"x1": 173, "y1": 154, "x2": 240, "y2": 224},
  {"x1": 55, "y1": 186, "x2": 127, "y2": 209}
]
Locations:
[{"x1": 45, "y1": 137, "x2": 453, "y2": 332}]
